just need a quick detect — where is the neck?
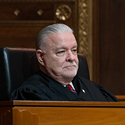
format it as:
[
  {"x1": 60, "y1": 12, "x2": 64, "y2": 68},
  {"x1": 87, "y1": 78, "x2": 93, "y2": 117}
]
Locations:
[
  {"x1": 54, "y1": 77, "x2": 73, "y2": 86},
  {"x1": 40, "y1": 67, "x2": 73, "y2": 86}
]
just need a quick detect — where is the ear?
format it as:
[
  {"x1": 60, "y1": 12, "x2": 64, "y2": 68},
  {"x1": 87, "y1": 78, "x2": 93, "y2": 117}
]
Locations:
[{"x1": 36, "y1": 49, "x2": 45, "y2": 66}]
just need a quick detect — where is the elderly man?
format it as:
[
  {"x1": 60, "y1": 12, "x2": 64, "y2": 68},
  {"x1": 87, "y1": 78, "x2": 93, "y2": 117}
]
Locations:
[{"x1": 11, "y1": 24, "x2": 118, "y2": 101}]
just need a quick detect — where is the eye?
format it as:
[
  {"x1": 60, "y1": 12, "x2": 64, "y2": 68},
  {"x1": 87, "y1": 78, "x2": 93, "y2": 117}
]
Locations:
[
  {"x1": 56, "y1": 50, "x2": 65, "y2": 56},
  {"x1": 72, "y1": 48, "x2": 77, "y2": 54}
]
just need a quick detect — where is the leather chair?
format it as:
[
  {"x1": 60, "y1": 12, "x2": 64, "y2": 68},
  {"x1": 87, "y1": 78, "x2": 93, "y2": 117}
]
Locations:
[{"x1": 0, "y1": 47, "x2": 90, "y2": 101}]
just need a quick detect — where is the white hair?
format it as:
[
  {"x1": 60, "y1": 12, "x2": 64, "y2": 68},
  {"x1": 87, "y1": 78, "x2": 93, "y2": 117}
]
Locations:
[{"x1": 36, "y1": 23, "x2": 73, "y2": 50}]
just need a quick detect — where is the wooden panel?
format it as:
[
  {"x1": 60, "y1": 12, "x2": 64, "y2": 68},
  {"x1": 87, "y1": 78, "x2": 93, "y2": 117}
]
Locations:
[
  {"x1": 96, "y1": 0, "x2": 125, "y2": 95},
  {"x1": 92, "y1": 0, "x2": 99, "y2": 83},
  {"x1": 13, "y1": 106, "x2": 125, "y2": 125},
  {"x1": 0, "y1": 26, "x2": 47, "y2": 48},
  {"x1": 0, "y1": 3, "x2": 55, "y2": 20},
  {"x1": 0, "y1": 0, "x2": 77, "y2": 48}
]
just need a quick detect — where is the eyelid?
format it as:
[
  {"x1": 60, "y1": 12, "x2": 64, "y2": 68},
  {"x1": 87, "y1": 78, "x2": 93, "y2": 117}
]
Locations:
[
  {"x1": 56, "y1": 49, "x2": 66, "y2": 56},
  {"x1": 72, "y1": 47, "x2": 77, "y2": 51},
  {"x1": 57, "y1": 50, "x2": 65, "y2": 53}
]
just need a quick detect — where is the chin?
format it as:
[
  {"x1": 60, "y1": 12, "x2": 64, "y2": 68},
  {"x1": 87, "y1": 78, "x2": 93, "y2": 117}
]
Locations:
[
  {"x1": 62, "y1": 73, "x2": 77, "y2": 78},
  {"x1": 61, "y1": 69, "x2": 78, "y2": 78}
]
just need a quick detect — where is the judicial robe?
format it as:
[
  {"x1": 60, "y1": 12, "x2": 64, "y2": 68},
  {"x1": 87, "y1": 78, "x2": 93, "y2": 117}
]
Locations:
[{"x1": 11, "y1": 70, "x2": 119, "y2": 101}]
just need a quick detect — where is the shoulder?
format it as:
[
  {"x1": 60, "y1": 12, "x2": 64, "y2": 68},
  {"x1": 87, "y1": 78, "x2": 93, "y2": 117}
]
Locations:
[
  {"x1": 22, "y1": 70, "x2": 50, "y2": 86},
  {"x1": 77, "y1": 75, "x2": 119, "y2": 102},
  {"x1": 11, "y1": 71, "x2": 51, "y2": 100}
]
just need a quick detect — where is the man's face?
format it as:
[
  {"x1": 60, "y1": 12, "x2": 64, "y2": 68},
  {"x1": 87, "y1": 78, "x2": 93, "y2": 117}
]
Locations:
[{"x1": 38, "y1": 32, "x2": 79, "y2": 84}]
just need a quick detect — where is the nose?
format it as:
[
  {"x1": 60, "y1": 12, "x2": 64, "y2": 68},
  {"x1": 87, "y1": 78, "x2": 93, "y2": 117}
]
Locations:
[{"x1": 66, "y1": 50, "x2": 76, "y2": 62}]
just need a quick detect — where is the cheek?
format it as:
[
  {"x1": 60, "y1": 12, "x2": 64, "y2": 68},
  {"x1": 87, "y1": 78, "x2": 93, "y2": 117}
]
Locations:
[
  {"x1": 48, "y1": 59, "x2": 65, "y2": 75},
  {"x1": 47, "y1": 57, "x2": 65, "y2": 69},
  {"x1": 53, "y1": 58, "x2": 65, "y2": 68}
]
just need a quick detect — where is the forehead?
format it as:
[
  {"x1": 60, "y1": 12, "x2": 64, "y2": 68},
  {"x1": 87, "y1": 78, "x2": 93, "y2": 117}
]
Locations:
[{"x1": 46, "y1": 32, "x2": 77, "y2": 49}]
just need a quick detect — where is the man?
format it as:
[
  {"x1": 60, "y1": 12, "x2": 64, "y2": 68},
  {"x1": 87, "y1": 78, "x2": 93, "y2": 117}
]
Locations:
[{"x1": 11, "y1": 24, "x2": 118, "y2": 101}]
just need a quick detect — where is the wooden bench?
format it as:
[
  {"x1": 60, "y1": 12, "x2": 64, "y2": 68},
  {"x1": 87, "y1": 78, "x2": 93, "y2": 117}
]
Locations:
[{"x1": 0, "y1": 101, "x2": 125, "y2": 125}]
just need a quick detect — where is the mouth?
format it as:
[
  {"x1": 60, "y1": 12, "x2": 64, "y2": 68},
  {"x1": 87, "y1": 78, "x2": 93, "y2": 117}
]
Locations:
[
  {"x1": 63, "y1": 65, "x2": 76, "y2": 69},
  {"x1": 63, "y1": 62, "x2": 77, "y2": 70}
]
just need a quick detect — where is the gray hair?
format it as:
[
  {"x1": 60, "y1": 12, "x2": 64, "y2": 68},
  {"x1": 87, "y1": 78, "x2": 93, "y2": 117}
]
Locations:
[{"x1": 36, "y1": 23, "x2": 73, "y2": 50}]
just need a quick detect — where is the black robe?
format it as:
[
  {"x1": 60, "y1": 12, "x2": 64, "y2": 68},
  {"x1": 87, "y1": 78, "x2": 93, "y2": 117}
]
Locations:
[{"x1": 11, "y1": 70, "x2": 119, "y2": 101}]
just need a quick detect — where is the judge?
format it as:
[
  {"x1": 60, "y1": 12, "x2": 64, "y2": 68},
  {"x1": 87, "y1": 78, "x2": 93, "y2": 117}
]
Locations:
[{"x1": 11, "y1": 24, "x2": 118, "y2": 101}]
